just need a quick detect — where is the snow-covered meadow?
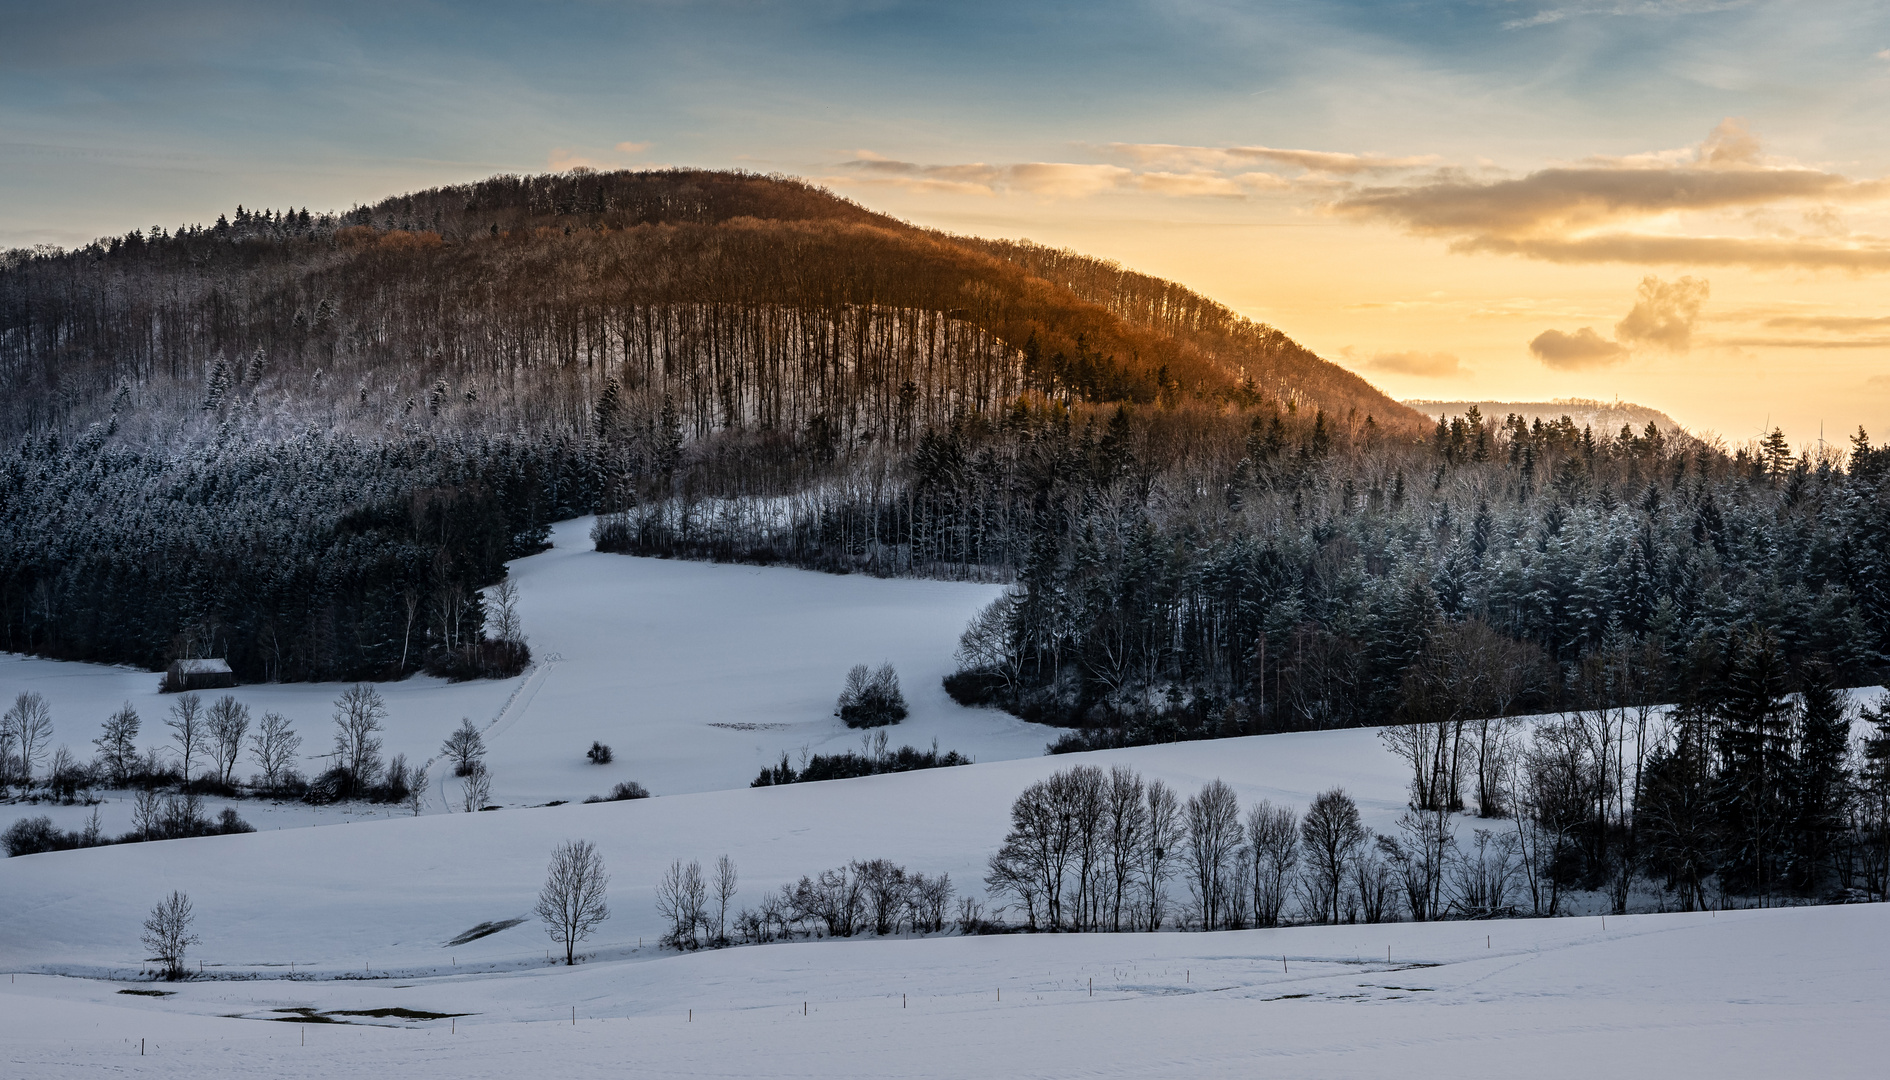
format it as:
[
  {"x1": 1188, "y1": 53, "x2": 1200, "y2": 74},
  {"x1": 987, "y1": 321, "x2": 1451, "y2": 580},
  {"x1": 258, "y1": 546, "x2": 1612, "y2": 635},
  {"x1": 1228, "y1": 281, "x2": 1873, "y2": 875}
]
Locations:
[
  {"x1": 1, "y1": 517, "x2": 1050, "y2": 835},
  {"x1": 3, "y1": 899, "x2": 1884, "y2": 1078},
  {"x1": 5, "y1": 518, "x2": 1888, "y2": 1078},
  {"x1": 5, "y1": 726, "x2": 1887, "y2": 1078}
]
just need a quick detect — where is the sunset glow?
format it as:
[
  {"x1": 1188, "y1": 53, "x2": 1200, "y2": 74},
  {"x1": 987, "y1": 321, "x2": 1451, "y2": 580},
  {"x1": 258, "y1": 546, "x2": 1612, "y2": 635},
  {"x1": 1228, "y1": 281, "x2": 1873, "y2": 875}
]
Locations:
[{"x1": 4, "y1": 1, "x2": 1888, "y2": 442}]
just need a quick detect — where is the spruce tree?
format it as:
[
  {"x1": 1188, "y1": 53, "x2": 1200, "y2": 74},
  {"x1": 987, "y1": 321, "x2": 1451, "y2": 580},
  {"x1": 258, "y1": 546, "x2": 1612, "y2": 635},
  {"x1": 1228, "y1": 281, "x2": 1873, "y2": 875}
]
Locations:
[
  {"x1": 1712, "y1": 632, "x2": 1795, "y2": 902},
  {"x1": 1789, "y1": 663, "x2": 1851, "y2": 895}
]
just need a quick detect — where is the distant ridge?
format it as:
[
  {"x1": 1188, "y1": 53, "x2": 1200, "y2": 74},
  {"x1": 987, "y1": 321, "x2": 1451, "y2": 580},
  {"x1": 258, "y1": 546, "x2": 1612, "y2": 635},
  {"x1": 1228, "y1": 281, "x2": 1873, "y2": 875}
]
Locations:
[
  {"x1": 1404, "y1": 398, "x2": 1683, "y2": 436},
  {"x1": 1, "y1": 168, "x2": 1425, "y2": 441}
]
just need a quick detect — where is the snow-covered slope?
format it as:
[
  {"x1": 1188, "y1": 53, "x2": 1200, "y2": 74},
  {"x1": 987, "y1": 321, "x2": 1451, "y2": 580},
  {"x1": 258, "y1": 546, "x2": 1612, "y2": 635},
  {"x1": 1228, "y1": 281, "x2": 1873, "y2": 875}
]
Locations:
[
  {"x1": 1, "y1": 517, "x2": 1045, "y2": 834},
  {"x1": 0, "y1": 731, "x2": 1408, "y2": 977},
  {"x1": 3, "y1": 902, "x2": 1883, "y2": 1079}
]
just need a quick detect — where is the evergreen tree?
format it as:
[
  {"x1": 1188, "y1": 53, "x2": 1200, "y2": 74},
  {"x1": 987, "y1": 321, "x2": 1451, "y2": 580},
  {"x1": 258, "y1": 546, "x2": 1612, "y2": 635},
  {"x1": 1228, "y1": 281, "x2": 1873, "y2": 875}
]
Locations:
[
  {"x1": 1712, "y1": 632, "x2": 1795, "y2": 901},
  {"x1": 1789, "y1": 663, "x2": 1851, "y2": 894}
]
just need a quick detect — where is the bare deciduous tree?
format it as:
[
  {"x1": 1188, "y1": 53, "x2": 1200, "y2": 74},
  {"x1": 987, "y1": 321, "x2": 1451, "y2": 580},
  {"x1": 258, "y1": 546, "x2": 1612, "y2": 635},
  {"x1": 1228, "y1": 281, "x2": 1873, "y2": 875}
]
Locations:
[
  {"x1": 331, "y1": 684, "x2": 386, "y2": 792},
  {"x1": 459, "y1": 761, "x2": 492, "y2": 812},
  {"x1": 1101, "y1": 765, "x2": 1147, "y2": 932},
  {"x1": 441, "y1": 717, "x2": 487, "y2": 777},
  {"x1": 163, "y1": 693, "x2": 204, "y2": 782},
  {"x1": 4, "y1": 691, "x2": 54, "y2": 783},
  {"x1": 1300, "y1": 787, "x2": 1366, "y2": 925},
  {"x1": 93, "y1": 703, "x2": 141, "y2": 785},
  {"x1": 488, "y1": 579, "x2": 526, "y2": 645},
  {"x1": 534, "y1": 839, "x2": 609, "y2": 965},
  {"x1": 1246, "y1": 799, "x2": 1299, "y2": 929},
  {"x1": 1142, "y1": 778, "x2": 1181, "y2": 931},
  {"x1": 141, "y1": 890, "x2": 200, "y2": 979},
  {"x1": 405, "y1": 766, "x2": 428, "y2": 816},
  {"x1": 248, "y1": 712, "x2": 301, "y2": 788},
  {"x1": 655, "y1": 858, "x2": 707, "y2": 947},
  {"x1": 1183, "y1": 778, "x2": 1242, "y2": 930},
  {"x1": 205, "y1": 695, "x2": 250, "y2": 785},
  {"x1": 711, "y1": 855, "x2": 738, "y2": 945}
]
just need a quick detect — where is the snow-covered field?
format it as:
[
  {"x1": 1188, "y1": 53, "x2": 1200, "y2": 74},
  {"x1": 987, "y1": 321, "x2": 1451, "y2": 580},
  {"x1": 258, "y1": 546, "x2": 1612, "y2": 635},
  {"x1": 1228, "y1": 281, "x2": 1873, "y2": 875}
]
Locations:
[
  {"x1": 1, "y1": 732, "x2": 1412, "y2": 977},
  {"x1": 5, "y1": 728, "x2": 1886, "y2": 1077},
  {"x1": 2, "y1": 517, "x2": 1047, "y2": 835},
  {"x1": 6, "y1": 518, "x2": 1887, "y2": 1077},
  {"x1": 2, "y1": 902, "x2": 1883, "y2": 1078}
]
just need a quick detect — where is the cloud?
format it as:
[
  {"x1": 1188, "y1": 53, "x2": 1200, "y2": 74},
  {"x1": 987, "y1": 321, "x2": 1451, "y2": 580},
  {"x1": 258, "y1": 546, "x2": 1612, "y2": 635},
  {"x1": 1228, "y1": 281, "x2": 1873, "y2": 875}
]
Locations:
[
  {"x1": 548, "y1": 147, "x2": 603, "y2": 171},
  {"x1": 1529, "y1": 327, "x2": 1629, "y2": 369},
  {"x1": 1361, "y1": 350, "x2": 1467, "y2": 377},
  {"x1": 1334, "y1": 166, "x2": 1874, "y2": 238},
  {"x1": 1104, "y1": 142, "x2": 1437, "y2": 176},
  {"x1": 1716, "y1": 336, "x2": 1890, "y2": 349},
  {"x1": 549, "y1": 142, "x2": 655, "y2": 171},
  {"x1": 1763, "y1": 314, "x2": 1890, "y2": 331},
  {"x1": 1457, "y1": 234, "x2": 1890, "y2": 270},
  {"x1": 1326, "y1": 121, "x2": 1890, "y2": 270},
  {"x1": 839, "y1": 154, "x2": 1133, "y2": 198},
  {"x1": 1614, "y1": 275, "x2": 1708, "y2": 351},
  {"x1": 1504, "y1": 1, "x2": 1748, "y2": 31},
  {"x1": 833, "y1": 140, "x2": 1438, "y2": 204}
]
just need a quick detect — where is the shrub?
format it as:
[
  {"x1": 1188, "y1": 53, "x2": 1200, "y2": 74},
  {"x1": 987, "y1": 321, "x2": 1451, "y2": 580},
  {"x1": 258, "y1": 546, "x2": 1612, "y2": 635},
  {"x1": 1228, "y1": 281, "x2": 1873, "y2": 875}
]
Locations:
[
  {"x1": 424, "y1": 639, "x2": 531, "y2": 682},
  {"x1": 214, "y1": 807, "x2": 256, "y2": 834},
  {"x1": 2, "y1": 816, "x2": 68, "y2": 856},
  {"x1": 836, "y1": 663, "x2": 908, "y2": 728},
  {"x1": 752, "y1": 743, "x2": 969, "y2": 786},
  {"x1": 585, "y1": 781, "x2": 650, "y2": 803},
  {"x1": 586, "y1": 741, "x2": 613, "y2": 765}
]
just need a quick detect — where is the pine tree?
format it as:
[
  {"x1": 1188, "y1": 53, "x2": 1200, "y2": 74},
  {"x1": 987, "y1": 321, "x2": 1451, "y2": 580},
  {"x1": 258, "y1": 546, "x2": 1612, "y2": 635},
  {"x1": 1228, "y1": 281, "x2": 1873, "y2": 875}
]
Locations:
[
  {"x1": 1712, "y1": 632, "x2": 1795, "y2": 902},
  {"x1": 1789, "y1": 663, "x2": 1851, "y2": 895}
]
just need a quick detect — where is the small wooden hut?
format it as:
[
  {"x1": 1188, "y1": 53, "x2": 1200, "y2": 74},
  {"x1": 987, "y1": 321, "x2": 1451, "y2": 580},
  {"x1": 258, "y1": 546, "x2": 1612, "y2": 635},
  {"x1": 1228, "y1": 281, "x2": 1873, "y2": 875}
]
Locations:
[{"x1": 162, "y1": 657, "x2": 236, "y2": 693}]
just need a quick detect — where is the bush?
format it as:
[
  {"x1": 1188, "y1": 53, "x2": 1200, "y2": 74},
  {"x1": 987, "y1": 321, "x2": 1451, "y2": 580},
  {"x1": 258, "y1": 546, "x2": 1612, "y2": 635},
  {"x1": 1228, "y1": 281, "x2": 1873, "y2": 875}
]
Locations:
[
  {"x1": 752, "y1": 743, "x2": 970, "y2": 786},
  {"x1": 2, "y1": 816, "x2": 70, "y2": 856},
  {"x1": 941, "y1": 669, "x2": 1006, "y2": 707},
  {"x1": 585, "y1": 780, "x2": 650, "y2": 803},
  {"x1": 836, "y1": 663, "x2": 908, "y2": 728},
  {"x1": 213, "y1": 807, "x2": 256, "y2": 834},
  {"x1": 424, "y1": 639, "x2": 531, "y2": 682},
  {"x1": 586, "y1": 741, "x2": 613, "y2": 765}
]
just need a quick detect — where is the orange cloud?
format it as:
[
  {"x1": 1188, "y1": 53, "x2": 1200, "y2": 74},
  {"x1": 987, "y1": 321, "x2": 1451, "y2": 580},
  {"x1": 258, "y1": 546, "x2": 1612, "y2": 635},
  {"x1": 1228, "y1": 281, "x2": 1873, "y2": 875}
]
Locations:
[
  {"x1": 1328, "y1": 121, "x2": 1890, "y2": 270},
  {"x1": 1615, "y1": 276, "x2": 1708, "y2": 352},
  {"x1": 1361, "y1": 350, "x2": 1467, "y2": 377},
  {"x1": 840, "y1": 155, "x2": 1132, "y2": 198},
  {"x1": 1529, "y1": 327, "x2": 1628, "y2": 369},
  {"x1": 1103, "y1": 142, "x2": 1438, "y2": 175}
]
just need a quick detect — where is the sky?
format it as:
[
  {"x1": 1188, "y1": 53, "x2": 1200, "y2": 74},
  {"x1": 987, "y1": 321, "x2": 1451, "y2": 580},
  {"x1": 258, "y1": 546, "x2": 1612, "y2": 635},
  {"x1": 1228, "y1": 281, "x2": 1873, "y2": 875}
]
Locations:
[{"x1": 4, "y1": 1, "x2": 1889, "y2": 447}]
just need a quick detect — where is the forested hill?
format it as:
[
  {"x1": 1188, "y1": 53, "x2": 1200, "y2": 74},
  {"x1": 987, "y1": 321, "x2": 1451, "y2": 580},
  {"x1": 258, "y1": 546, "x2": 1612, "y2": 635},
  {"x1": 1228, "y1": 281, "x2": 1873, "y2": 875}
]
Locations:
[
  {"x1": 0, "y1": 168, "x2": 1421, "y2": 443},
  {"x1": 0, "y1": 168, "x2": 1420, "y2": 682}
]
